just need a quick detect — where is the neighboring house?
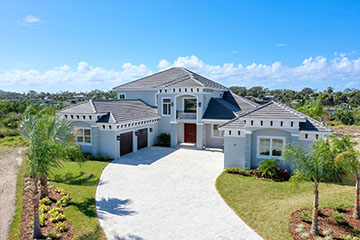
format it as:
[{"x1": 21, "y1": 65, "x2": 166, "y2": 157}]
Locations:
[{"x1": 57, "y1": 67, "x2": 332, "y2": 169}]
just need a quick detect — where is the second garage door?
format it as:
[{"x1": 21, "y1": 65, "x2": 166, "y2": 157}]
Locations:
[
  {"x1": 137, "y1": 128, "x2": 148, "y2": 150},
  {"x1": 120, "y1": 131, "x2": 133, "y2": 156}
]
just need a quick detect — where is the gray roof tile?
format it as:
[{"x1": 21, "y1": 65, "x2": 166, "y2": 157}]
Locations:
[
  {"x1": 114, "y1": 67, "x2": 228, "y2": 90},
  {"x1": 59, "y1": 100, "x2": 159, "y2": 123}
]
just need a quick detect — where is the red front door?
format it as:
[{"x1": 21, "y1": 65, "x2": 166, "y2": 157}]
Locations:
[{"x1": 184, "y1": 123, "x2": 196, "y2": 143}]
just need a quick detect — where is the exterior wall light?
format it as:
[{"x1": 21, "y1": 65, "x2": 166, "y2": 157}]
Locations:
[
  {"x1": 198, "y1": 102, "x2": 202, "y2": 107},
  {"x1": 150, "y1": 128, "x2": 153, "y2": 132}
]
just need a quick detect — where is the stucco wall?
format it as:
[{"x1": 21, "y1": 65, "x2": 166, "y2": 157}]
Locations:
[
  {"x1": 204, "y1": 124, "x2": 224, "y2": 148},
  {"x1": 117, "y1": 90, "x2": 157, "y2": 106},
  {"x1": 224, "y1": 136, "x2": 246, "y2": 168},
  {"x1": 98, "y1": 130, "x2": 117, "y2": 159},
  {"x1": 250, "y1": 128, "x2": 294, "y2": 169}
]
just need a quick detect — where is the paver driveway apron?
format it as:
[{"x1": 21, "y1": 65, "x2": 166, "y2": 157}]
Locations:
[{"x1": 96, "y1": 147, "x2": 262, "y2": 240}]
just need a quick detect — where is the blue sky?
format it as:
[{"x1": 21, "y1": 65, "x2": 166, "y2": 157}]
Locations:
[{"x1": 0, "y1": 0, "x2": 360, "y2": 92}]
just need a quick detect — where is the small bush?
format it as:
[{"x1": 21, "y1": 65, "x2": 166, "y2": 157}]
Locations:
[
  {"x1": 225, "y1": 167, "x2": 252, "y2": 176},
  {"x1": 40, "y1": 197, "x2": 52, "y2": 205},
  {"x1": 156, "y1": 133, "x2": 170, "y2": 147},
  {"x1": 333, "y1": 211, "x2": 346, "y2": 225},
  {"x1": 39, "y1": 204, "x2": 50, "y2": 214},
  {"x1": 0, "y1": 127, "x2": 19, "y2": 138},
  {"x1": 299, "y1": 211, "x2": 312, "y2": 223},
  {"x1": 340, "y1": 234, "x2": 360, "y2": 240},
  {"x1": 56, "y1": 222, "x2": 68, "y2": 232},
  {"x1": 352, "y1": 226, "x2": 360, "y2": 236},
  {"x1": 49, "y1": 213, "x2": 66, "y2": 223},
  {"x1": 257, "y1": 158, "x2": 281, "y2": 179},
  {"x1": 300, "y1": 232, "x2": 310, "y2": 239},
  {"x1": 46, "y1": 231, "x2": 60, "y2": 240},
  {"x1": 323, "y1": 229, "x2": 332, "y2": 236},
  {"x1": 56, "y1": 194, "x2": 71, "y2": 207},
  {"x1": 39, "y1": 213, "x2": 47, "y2": 227},
  {"x1": 295, "y1": 224, "x2": 305, "y2": 233}
]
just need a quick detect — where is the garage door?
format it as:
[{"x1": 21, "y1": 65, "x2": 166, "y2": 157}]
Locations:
[
  {"x1": 120, "y1": 131, "x2": 133, "y2": 156},
  {"x1": 137, "y1": 128, "x2": 148, "y2": 150}
]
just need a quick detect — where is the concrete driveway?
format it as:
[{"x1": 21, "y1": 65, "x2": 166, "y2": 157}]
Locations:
[{"x1": 96, "y1": 147, "x2": 262, "y2": 240}]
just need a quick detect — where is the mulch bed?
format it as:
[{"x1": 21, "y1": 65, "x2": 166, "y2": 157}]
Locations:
[
  {"x1": 290, "y1": 208, "x2": 360, "y2": 239},
  {"x1": 21, "y1": 176, "x2": 73, "y2": 240}
]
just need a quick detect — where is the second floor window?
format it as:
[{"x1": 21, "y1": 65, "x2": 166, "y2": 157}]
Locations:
[
  {"x1": 184, "y1": 98, "x2": 197, "y2": 113},
  {"x1": 162, "y1": 98, "x2": 171, "y2": 115}
]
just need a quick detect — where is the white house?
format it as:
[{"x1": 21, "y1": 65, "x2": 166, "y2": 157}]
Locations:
[{"x1": 57, "y1": 67, "x2": 332, "y2": 168}]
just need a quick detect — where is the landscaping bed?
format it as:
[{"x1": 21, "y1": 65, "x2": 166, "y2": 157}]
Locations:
[
  {"x1": 290, "y1": 208, "x2": 360, "y2": 240},
  {"x1": 21, "y1": 177, "x2": 73, "y2": 240}
]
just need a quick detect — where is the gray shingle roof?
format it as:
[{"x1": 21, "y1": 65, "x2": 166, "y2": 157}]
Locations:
[
  {"x1": 113, "y1": 67, "x2": 228, "y2": 90},
  {"x1": 202, "y1": 91, "x2": 259, "y2": 120},
  {"x1": 58, "y1": 100, "x2": 159, "y2": 123},
  {"x1": 220, "y1": 101, "x2": 332, "y2": 132}
]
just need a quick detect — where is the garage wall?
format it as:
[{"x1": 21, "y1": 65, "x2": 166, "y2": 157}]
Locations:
[{"x1": 98, "y1": 130, "x2": 117, "y2": 159}]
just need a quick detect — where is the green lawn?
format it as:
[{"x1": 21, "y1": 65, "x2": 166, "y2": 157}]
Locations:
[
  {"x1": 49, "y1": 161, "x2": 109, "y2": 239},
  {"x1": 216, "y1": 172, "x2": 354, "y2": 240},
  {"x1": 9, "y1": 159, "x2": 109, "y2": 240}
]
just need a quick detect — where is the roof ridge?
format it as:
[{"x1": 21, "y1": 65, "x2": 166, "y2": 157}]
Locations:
[
  {"x1": 230, "y1": 91, "x2": 259, "y2": 107},
  {"x1": 89, "y1": 99, "x2": 97, "y2": 113},
  {"x1": 58, "y1": 101, "x2": 90, "y2": 113},
  {"x1": 113, "y1": 67, "x2": 179, "y2": 89},
  {"x1": 180, "y1": 67, "x2": 205, "y2": 87}
]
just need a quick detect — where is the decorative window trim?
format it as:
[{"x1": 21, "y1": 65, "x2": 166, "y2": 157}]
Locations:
[
  {"x1": 256, "y1": 136, "x2": 286, "y2": 159},
  {"x1": 211, "y1": 124, "x2": 225, "y2": 138},
  {"x1": 118, "y1": 93, "x2": 126, "y2": 100},
  {"x1": 74, "y1": 127, "x2": 92, "y2": 145},
  {"x1": 162, "y1": 98, "x2": 171, "y2": 116}
]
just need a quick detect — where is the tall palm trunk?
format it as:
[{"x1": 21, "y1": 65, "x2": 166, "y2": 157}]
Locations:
[
  {"x1": 32, "y1": 177, "x2": 43, "y2": 239},
  {"x1": 310, "y1": 184, "x2": 319, "y2": 235},
  {"x1": 40, "y1": 177, "x2": 48, "y2": 198},
  {"x1": 353, "y1": 173, "x2": 360, "y2": 219}
]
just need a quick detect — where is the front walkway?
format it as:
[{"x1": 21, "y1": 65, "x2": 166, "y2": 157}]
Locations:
[{"x1": 96, "y1": 147, "x2": 262, "y2": 240}]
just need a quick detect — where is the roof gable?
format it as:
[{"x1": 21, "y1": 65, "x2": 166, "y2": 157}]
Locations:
[{"x1": 113, "y1": 67, "x2": 228, "y2": 90}]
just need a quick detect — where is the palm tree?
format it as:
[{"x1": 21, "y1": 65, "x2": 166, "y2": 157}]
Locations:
[
  {"x1": 283, "y1": 140, "x2": 337, "y2": 236},
  {"x1": 19, "y1": 115, "x2": 84, "y2": 238},
  {"x1": 333, "y1": 136, "x2": 360, "y2": 219}
]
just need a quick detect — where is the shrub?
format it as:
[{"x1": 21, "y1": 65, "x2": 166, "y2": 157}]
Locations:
[
  {"x1": 46, "y1": 232, "x2": 60, "y2": 240},
  {"x1": 333, "y1": 211, "x2": 346, "y2": 225},
  {"x1": 352, "y1": 226, "x2": 360, "y2": 236},
  {"x1": 56, "y1": 194, "x2": 71, "y2": 207},
  {"x1": 39, "y1": 204, "x2": 50, "y2": 214},
  {"x1": 340, "y1": 234, "x2": 360, "y2": 240},
  {"x1": 49, "y1": 213, "x2": 66, "y2": 223},
  {"x1": 0, "y1": 127, "x2": 19, "y2": 138},
  {"x1": 225, "y1": 167, "x2": 252, "y2": 176},
  {"x1": 156, "y1": 133, "x2": 170, "y2": 147},
  {"x1": 39, "y1": 213, "x2": 47, "y2": 226},
  {"x1": 257, "y1": 158, "x2": 281, "y2": 179},
  {"x1": 295, "y1": 224, "x2": 305, "y2": 233},
  {"x1": 323, "y1": 229, "x2": 332, "y2": 236},
  {"x1": 56, "y1": 222, "x2": 68, "y2": 232},
  {"x1": 299, "y1": 211, "x2": 312, "y2": 223},
  {"x1": 300, "y1": 232, "x2": 310, "y2": 239},
  {"x1": 40, "y1": 197, "x2": 52, "y2": 205}
]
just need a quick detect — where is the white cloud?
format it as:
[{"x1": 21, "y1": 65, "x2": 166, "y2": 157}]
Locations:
[
  {"x1": 17, "y1": 15, "x2": 44, "y2": 26},
  {"x1": 157, "y1": 59, "x2": 170, "y2": 69},
  {"x1": 232, "y1": 50, "x2": 238, "y2": 54},
  {"x1": 1, "y1": 55, "x2": 360, "y2": 93},
  {"x1": 276, "y1": 43, "x2": 287, "y2": 47}
]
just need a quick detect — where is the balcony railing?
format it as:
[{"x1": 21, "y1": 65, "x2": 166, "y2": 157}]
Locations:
[{"x1": 176, "y1": 111, "x2": 196, "y2": 120}]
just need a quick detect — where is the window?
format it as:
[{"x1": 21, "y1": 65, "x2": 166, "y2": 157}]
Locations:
[
  {"x1": 162, "y1": 98, "x2": 171, "y2": 115},
  {"x1": 184, "y1": 98, "x2": 197, "y2": 113},
  {"x1": 212, "y1": 124, "x2": 224, "y2": 137},
  {"x1": 74, "y1": 128, "x2": 91, "y2": 144},
  {"x1": 258, "y1": 136, "x2": 285, "y2": 158},
  {"x1": 118, "y1": 93, "x2": 126, "y2": 100}
]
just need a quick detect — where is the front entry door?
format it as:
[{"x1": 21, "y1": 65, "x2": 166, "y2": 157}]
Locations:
[{"x1": 184, "y1": 123, "x2": 196, "y2": 143}]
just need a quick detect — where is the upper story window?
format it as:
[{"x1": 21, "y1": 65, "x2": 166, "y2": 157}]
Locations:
[
  {"x1": 257, "y1": 136, "x2": 285, "y2": 158},
  {"x1": 74, "y1": 128, "x2": 91, "y2": 144},
  {"x1": 184, "y1": 98, "x2": 197, "y2": 113},
  {"x1": 162, "y1": 98, "x2": 171, "y2": 116},
  {"x1": 118, "y1": 93, "x2": 126, "y2": 100},
  {"x1": 212, "y1": 124, "x2": 224, "y2": 138}
]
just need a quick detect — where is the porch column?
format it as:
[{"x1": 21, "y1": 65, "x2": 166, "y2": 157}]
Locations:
[
  {"x1": 91, "y1": 125, "x2": 99, "y2": 157},
  {"x1": 244, "y1": 131, "x2": 252, "y2": 169},
  {"x1": 170, "y1": 121, "x2": 178, "y2": 148},
  {"x1": 196, "y1": 123, "x2": 204, "y2": 149},
  {"x1": 133, "y1": 130, "x2": 138, "y2": 153}
]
